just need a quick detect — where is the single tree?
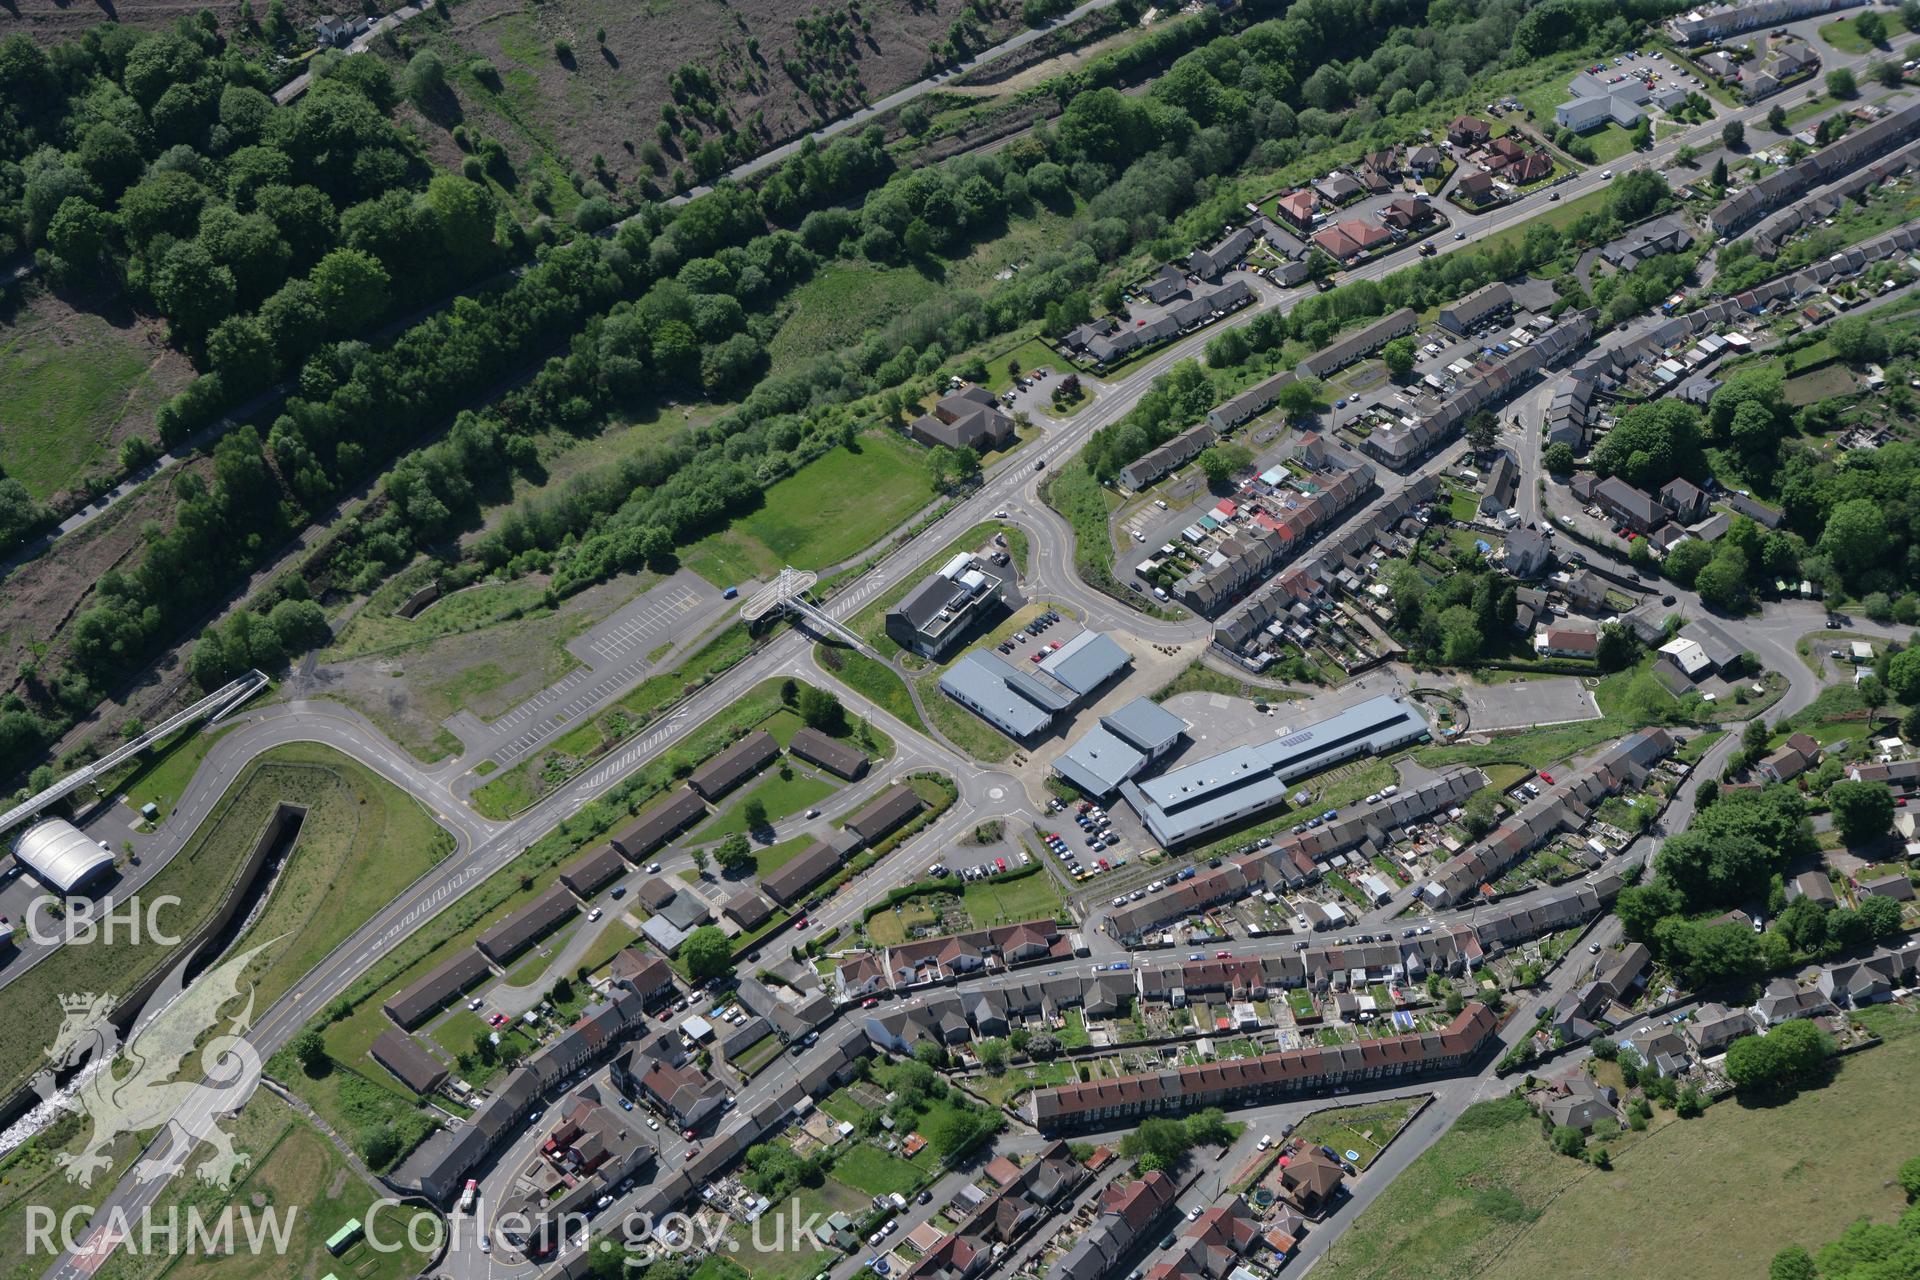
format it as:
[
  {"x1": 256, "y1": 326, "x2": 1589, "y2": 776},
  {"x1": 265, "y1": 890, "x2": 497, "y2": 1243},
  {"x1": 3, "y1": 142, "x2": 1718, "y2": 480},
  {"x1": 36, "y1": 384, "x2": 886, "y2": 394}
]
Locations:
[
  {"x1": 1828, "y1": 779, "x2": 1895, "y2": 845},
  {"x1": 291, "y1": 1029, "x2": 328, "y2": 1074},
  {"x1": 682, "y1": 926, "x2": 733, "y2": 980},
  {"x1": 716, "y1": 833, "x2": 754, "y2": 872},
  {"x1": 741, "y1": 797, "x2": 770, "y2": 831},
  {"x1": 1382, "y1": 336, "x2": 1417, "y2": 379}
]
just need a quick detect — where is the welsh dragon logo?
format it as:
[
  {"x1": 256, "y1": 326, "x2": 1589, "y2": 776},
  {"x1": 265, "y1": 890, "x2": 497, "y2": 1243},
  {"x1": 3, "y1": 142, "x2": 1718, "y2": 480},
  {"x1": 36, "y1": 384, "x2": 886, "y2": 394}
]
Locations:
[{"x1": 31, "y1": 939, "x2": 277, "y2": 1189}]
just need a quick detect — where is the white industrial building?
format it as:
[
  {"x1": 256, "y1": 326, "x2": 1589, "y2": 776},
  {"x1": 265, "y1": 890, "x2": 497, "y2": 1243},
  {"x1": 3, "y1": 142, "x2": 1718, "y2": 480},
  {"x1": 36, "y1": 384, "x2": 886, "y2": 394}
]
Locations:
[{"x1": 12, "y1": 818, "x2": 114, "y2": 893}]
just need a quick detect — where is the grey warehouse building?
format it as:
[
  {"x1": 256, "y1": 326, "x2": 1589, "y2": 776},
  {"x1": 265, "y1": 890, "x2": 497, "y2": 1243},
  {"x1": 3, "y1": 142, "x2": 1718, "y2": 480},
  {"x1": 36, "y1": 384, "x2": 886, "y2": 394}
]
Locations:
[
  {"x1": 937, "y1": 630, "x2": 1131, "y2": 741},
  {"x1": 1120, "y1": 695, "x2": 1429, "y2": 846},
  {"x1": 1052, "y1": 697, "x2": 1189, "y2": 798}
]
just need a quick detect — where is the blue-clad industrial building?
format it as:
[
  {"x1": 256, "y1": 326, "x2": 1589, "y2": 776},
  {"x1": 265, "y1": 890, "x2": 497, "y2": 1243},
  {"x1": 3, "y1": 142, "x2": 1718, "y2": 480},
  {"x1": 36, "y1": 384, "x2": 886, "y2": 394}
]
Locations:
[{"x1": 1120, "y1": 695, "x2": 1430, "y2": 847}]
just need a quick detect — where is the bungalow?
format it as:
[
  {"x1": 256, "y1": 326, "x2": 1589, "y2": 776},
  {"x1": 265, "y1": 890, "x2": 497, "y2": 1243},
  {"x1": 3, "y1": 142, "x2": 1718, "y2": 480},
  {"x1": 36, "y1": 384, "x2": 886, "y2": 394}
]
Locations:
[
  {"x1": 1858, "y1": 872, "x2": 1916, "y2": 902},
  {"x1": 1751, "y1": 977, "x2": 1833, "y2": 1026},
  {"x1": 1544, "y1": 1081, "x2": 1618, "y2": 1133},
  {"x1": 909, "y1": 386, "x2": 1016, "y2": 453},
  {"x1": 1685, "y1": 1001, "x2": 1756, "y2": 1055},
  {"x1": 1536, "y1": 625, "x2": 1600, "y2": 659},
  {"x1": 1508, "y1": 150, "x2": 1554, "y2": 185},
  {"x1": 1786, "y1": 869, "x2": 1837, "y2": 906},
  {"x1": 1279, "y1": 1147, "x2": 1348, "y2": 1217},
  {"x1": 1380, "y1": 197, "x2": 1434, "y2": 230},
  {"x1": 1454, "y1": 171, "x2": 1498, "y2": 206},
  {"x1": 1311, "y1": 219, "x2": 1392, "y2": 263},
  {"x1": 1407, "y1": 144, "x2": 1446, "y2": 175},
  {"x1": 1314, "y1": 173, "x2": 1365, "y2": 206}
]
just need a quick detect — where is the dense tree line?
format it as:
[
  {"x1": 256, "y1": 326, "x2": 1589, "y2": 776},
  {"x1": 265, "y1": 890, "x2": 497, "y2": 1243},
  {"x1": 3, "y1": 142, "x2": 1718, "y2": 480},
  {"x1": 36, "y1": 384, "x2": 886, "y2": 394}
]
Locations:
[
  {"x1": 0, "y1": 26, "x2": 510, "y2": 391},
  {"x1": 1388, "y1": 552, "x2": 1518, "y2": 666}
]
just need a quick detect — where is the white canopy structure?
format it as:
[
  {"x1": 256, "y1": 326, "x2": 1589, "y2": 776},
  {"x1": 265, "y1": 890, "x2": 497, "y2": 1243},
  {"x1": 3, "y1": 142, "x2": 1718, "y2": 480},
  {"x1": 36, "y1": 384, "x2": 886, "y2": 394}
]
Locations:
[{"x1": 13, "y1": 818, "x2": 113, "y2": 893}]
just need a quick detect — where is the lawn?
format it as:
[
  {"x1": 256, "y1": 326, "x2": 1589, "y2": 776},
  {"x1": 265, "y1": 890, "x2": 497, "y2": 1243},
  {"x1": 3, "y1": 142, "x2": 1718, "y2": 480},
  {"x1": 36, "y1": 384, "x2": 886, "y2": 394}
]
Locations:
[
  {"x1": 867, "y1": 898, "x2": 936, "y2": 947},
  {"x1": 1820, "y1": 10, "x2": 1907, "y2": 53},
  {"x1": 983, "y1": 336, "x2": 1065, "y2": 392},
  {"x1": 961, "y1": 868, "x2": 1066, "y2": 927},
  {"x1": 682, "y1": 431, "x2": 936, "y2": 585},
  {"x1": 697, "y1": 770, "x2": 840, "y2": 840},
  {"x1": 731, "y1": 1033, "x2": 784, "y2": 1076},
  {"x1": 743, "y1": 832, "x2": 826, "y2": 880},
  {"x1": 1319, "y1": 1015, "x2": 1920, "y2": 1280},
  {"x1": 0, "y1": 294, "x2": 184, "y2": 501},
  {"x1": 1510, "y1": 84, "x2": 1634, "y2": 163},
  {"x1": 0, "y1": 743, "x2": 451, "y2": 1105},
  {"x1": 830, "y1": 1143, "x2": 924, "y2": 1197},
  {"x1": 1293, "y1": 1096, "x2": 1423, "y2": 1170}
]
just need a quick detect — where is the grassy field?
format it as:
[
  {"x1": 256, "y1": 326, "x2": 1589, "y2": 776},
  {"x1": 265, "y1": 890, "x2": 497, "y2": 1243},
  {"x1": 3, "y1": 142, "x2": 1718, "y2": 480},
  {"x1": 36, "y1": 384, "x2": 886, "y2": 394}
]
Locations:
[
  {"x1": 813, "y1": 643, "x2": 931, "y2": 738},
  {"x1": 113, "y1": 722, "x2": 237, "y2": 821},
  {"x1": 0, "y1": 293, "x2": 186, "y2": 501},
  {"x1": 82, "y1": 1089, "x2": 436, "y2": 1280},
  {"x1": 682, "y1": 432, "x2": 936, "y2": 585},
  {"x1": 0, "y1": 743, "x2": 450, "y2": 1106},
  {"x1": 1472, "y1": 182, "x2": 1615, "y2": 262},
  {"x1": 769, "y1": 263, "x2": 942, "y2": 373},
  {"x1": 961, "y1": 868, "x2": 1066, "y2": 927},
  {"x1": 1319, "y1": 1010, "x2": 1920, "y2": 1280},
  {"x1": 829, "y1": 1143, "x2": 924, "y2": 1197},
  {"x1": 695, "y1": 770, "x2": 839, "y2": 840},
  {"x1": 326, "y1": 576, "x2": 559, "y2": 659}
]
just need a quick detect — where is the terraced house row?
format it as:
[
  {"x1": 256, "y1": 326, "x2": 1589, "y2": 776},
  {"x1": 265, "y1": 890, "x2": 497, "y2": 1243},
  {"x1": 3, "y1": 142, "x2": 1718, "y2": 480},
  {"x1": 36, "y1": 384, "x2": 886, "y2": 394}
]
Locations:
[
  {"x1": 1362, "y1": 308, "x2": 1594, "y2": 470},
  {"x1": 1104, "y1": 769, "x2": 1485, "y2": 942},
  {"x1": 1172, "y1": 458, "x2": 1376, "y2": 615},
  {"x1": 1419, "y1": 728, "x2": 1674, "y2": 906},
  {"x1": 1023, "y1": 1002, "x2": 1499, "y2": 1130},
  {"x1": 1708, "y1": 98, "x2": 1920, "y2": 236}
]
